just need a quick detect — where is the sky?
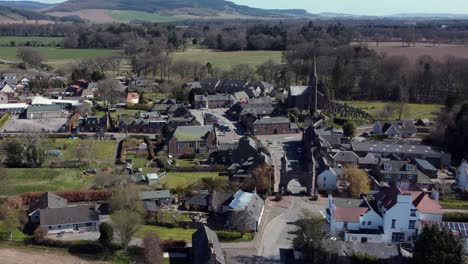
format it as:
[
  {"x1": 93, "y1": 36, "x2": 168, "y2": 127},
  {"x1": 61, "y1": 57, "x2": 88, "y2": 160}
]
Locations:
[{"x1": 4, "y1": 0, "x2": 468, "y2": 16}]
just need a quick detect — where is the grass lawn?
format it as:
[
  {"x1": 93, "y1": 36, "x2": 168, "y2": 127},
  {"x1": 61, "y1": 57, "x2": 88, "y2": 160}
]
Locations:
[
  {"x1": 3, "y1": 168, "x2": 93, "y2": 195},
  {"x1": 0, "y1": 36, "x2": 63, "y2": 46},
  {"x1": 161, "y1": 172, "x2": 224, "y2": 189},
  {"x1": 0, "y1": 221, "x2": 27, "y2": 241},
  {"x1": 0, "y1": 46, "x2": 119, "y2": 67},
  {"x1": 172, "y1": 48, "x2": 283, "y2": 70},
  {"x1": 109, "y1": 10, "x2": 185, "y2": 23},
  {"x1": 340, "y1": 100, "x2": 442, "y2": 120},
  {"x1": 440, "y1": 197, "x2": 468, "y2": 210},
  {"x1": 47, "y1": 138, "x2": 116, "y2": 161},
  {"x1": 174, "y1": 159, "x2": 200, "y2": 167},
  {"x1": 136, "y1": 225, "x2": 196, "y2": 241}
]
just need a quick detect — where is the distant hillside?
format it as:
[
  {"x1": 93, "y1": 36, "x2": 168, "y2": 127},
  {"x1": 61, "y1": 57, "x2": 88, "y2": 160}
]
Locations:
[
  {"x1": 0, "y1": 1, "x2": 51, "y2": 11},
  {"x1": 0, "y1": 6, "x2": 52, "y2": 20},
  {"x1": 47, "y1": 0, "x2": 310, "y2": 18}
]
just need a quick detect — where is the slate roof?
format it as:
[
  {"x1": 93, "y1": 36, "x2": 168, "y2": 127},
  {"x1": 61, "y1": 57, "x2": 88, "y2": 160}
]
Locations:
[
  {"x1": 27, "y1": 105, "x2": 66, "y2": 113},
  {"x1": 192, "y1": 226, "x2": 226, "y2": 264},
  {"x1": 172, "y1": 125, "x2": 213, "y2": 141},
  {"x1": 139, "y1": 190, "x2": 171, "y2": 200},
  {"x1": 415, "y1": 159, "x2": 437, "y2": 171},
  {"x1": 186, "y1": 193, "x2": 210, "y2": 207},
  {"x1": 40, "y1": 206, "x2": 99, "y2": 226},
  {"x1": 208, "y1": 94, "x2": 234, "y2": 101},
  {"x1": 143, "y1": 201, "x2": 159, "y2": 212},
  {"x1": 351, "y1": 142, "x2": 445, "y2": 156},
  {"x1": 376, "y1": 120, "x2": 417, "y2": 134},
  {"x1": 373, "y1": 187, "x2": 443, "y2": 214},
  {"x1": 253, "y1": 116, "x2": 290, "y2": 125},
  {"x1": 333, "y1": 151, "x2": 359, "y2": 163},
  {"x1": 29, "y1": 192, "x2": 67, "y2": 212},
  {"x1": 210, "y1": 192, "x2": 233, "y2": 210},
  {"x1": 233, "y1": 91, "x2": 249, "y2": 101}
]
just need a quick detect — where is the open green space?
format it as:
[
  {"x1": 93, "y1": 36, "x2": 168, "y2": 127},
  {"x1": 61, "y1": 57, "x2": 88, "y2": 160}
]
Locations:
[
  {"x1": 109, "y1": 10, "x2": 184, "y2": 23},
  {"x1": 340, "y1": 101, "x2": 442, "y2": 120},
  {"x1": 0, "y1": 221, "x2": 27, "y2": 242},
  {"x1": 172, "y1": 48, "x2": 283, "y2": 70},
  {"x1": 440, "y1": 197, "x2": 468, "y2": 210},
  {"x1": 47, "y1": 139, "x2": 116, "y2": 161},
  {"x1": 136, "y1": 225, "x2": 252, "y2": 242},
  {"x1": 160, "y1": 172, "x2": 224, "y2": 189},
  {"x1": 0, "y1": 46, "x2": 119, "y2": 66},
  {"x1": 2, "y1": 168, "x2": 93, "y2": 195},
  {"x1": 0, "y1": 36, "x2": 64, "y2": 46}
]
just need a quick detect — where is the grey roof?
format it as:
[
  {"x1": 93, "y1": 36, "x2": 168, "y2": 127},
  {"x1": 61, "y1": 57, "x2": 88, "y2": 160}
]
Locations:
[
  {"x1": 143, "y1": 201, "x2": 159, "y2": 212},
  {"x1": 352, "y1": 142, "x2": 445, "y2": 156},
  {"x1": 253, "y1": 116, "x2": 290, "y2": 125},
  {"x1": 40, "y1": 206, "x2": 99, "y2": 226},
  {"x1": 194, "y1": 94, "x2": 207, "y2": 102},
  {"x1": 186, "y1": 193, "x2": 210, "y2": 207},
  {"x1": 417, "y1": 171, "x2": 434, "y2": 185},
  {"x1": 376, "y1": 120, "x2": 417, "y2": 134},
  {"x1": 233, "y1": 91, "x2": 249, "y2": 100},
  {"x1": 207, "y1": 94, "x2": 234, "y2": 101},
  {"x1": 333, "y1": 151, "x2": 359, "y2": 163},
  {"x1": 172, "y1": 125, "x2": 213, "y2": 141},
  {"x1": 415, "y1": 158, "x2": 437, "y2": 171},
  {"x1": 192, "y1": 226, "x2": 226, "y2": 264},
  {"x1": 30, "y1": 192, "x2": 67, "y2": 212},
  {"x1": 139, "y1": 190, "x2": 171, "y2": 200},
  {"x1": 210, "y1": 192, "x2": 233, "y2": 210},
  {"x1": 27, "y1": 104, "x2": 66, "y2": 113}
]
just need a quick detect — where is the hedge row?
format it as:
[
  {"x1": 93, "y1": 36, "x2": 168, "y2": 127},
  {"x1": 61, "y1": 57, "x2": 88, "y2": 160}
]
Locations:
[
  {"x1": 20, "y1": 190, "x2": 111, "y2": 206},
  {"x1": 443, "y1": 212, "x2": 468, "y2": 222}
]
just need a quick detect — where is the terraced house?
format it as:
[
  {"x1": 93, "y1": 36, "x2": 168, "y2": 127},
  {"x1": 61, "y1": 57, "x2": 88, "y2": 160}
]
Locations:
[{"x1": 167, "y1": 125, "x2": 217, "y2": 157}]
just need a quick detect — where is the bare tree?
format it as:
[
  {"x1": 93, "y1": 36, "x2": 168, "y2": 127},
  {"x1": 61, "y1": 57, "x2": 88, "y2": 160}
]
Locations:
[
  {"x1": 111, "y1": 209, "x2": 142, "y2": 251},
  {"x1": 110, "y1": 184, "x2": 144, "y2": 214},
  {"x1": 98, "y1": 79, "x2": 124, "y2": 107},
  {"x1": 16, "y1": 47, "x2": 46, "y2": 68},
  {"x1": 230, "y1": 210, "x2": 250, "y2": 237},
  {"x1": 143, "y1": 232, "x2": 163, "y2": 264}
]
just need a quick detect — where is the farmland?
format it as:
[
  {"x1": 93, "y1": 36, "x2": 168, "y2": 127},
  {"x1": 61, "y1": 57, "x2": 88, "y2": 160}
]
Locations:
[
  {"x1": 0, "y1": 36, "x2": 64, "y2": 46},
  {"x1": 172, "y1": 48, "x2": 283, "y2": 70},
  {"x1": 0, "y1": 46, "x2": 119, "y2": 67},
  {"x1": 362, "y1": 41, "x2": 468, "y2": 64},
  {"x1": 340, "y1": 100, "x2": 442, "y2": 120},
  {"x1": 160, "y1": 172, "x2": 225, "y2": 189}
]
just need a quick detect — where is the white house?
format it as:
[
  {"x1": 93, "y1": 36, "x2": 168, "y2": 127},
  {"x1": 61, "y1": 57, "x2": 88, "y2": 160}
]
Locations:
[
  {"x1": 316, "y1": 156, "x2": 338, "y2": 192},
  {"x1": 327, "y1": 187, "x2": 443, "y2": 243},
  {"x1": 456, "y1": 159, "x2": 468, "y2": 189},
  {"x1": 373, "y1": 121, "x2": 417, "y2": 138},
  {"x1": 1, "y1": 84, "x2": 15, "y2": 94}
]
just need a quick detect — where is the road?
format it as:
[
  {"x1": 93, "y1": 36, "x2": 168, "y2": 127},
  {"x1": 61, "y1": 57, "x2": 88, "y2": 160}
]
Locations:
[{"x1": 257, "y1": 196, "x2": 326, "y2": 263}]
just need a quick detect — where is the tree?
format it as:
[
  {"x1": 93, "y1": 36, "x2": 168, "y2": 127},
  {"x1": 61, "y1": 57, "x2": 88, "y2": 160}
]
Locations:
[
  {"x1": 138, "y1": 92, "x2": 147, "y2": 105},
  {"x1": 378, "y1": 103, "x2": 398, "y2": 120},
  {"x1": 16, "y1": 47, "x2": 45, "y2": 68},
  {"x1": 111, "y1": 209, "x2": 142, "y2": 251},
  {"x1": 6, "y1": 134, "x2": 47, "y2": 168},
  {"x1": 143, "y1": 232, "x2": 163, "y2": 264},
  {"x1": 342, "y1": 121, "x2": 356, "y2": 138},
  {"x1": 98, "y1": 79, "x2": 124, "y2": 107},
  {"x1": 110, "y1": 184, "x2": 143, "y2": 214},
  {"x1": 230, "y1": 210, "x2": 250, "y2": 237},
  {"x1": 250, "y1": 163, "x2": 273, "y2": 194},
  {"x1": 33, "y1": 227, "x2": 47, "y2": 241},
  {"x1": 413, "y1": 225, "x2": 462, "y2": 264},
  {"x1": 291, "y1": 209, "x2": 325, "y2": 262},
  {"x1": 343, "y1": 166, "x2": 370, "y2": 196},
  {"x1": 98, "y1": 222, "x2": 114, "y2": 247}
]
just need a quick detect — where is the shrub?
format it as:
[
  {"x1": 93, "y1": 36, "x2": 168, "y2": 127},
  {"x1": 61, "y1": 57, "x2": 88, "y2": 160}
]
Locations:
[
  {"x1": 69, "y1": 241, "x2": 105, "y2": 254},
  {"x1": 33, "y1": 227, "x2": 47, "y2": 241},
  {"x1": 274, "y1": 193, "x2": 283, "y2": 201},
  {"x1": 443, "y1": 212, "x2": 468, "y2": 222},
  {"x1": 25, "y1": 237, "x2": 72, "y2": 248},
  {"x1": 98, "y1": 222, "x2": 114, "y2": 247}
]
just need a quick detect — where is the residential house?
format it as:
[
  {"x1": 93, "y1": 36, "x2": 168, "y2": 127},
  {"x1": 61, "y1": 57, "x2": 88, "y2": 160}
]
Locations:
[
  {"x1": 207, "y1": 94, "x2": 235, "y2": 109},
  {"x1": 244, "y1": 85, "x2": 261, "y2": 98},
  {"x1": 0, "y1": 91, "x2": 8, "y2": 103},
  {"x1": 168, "y1": 116, "x2": 198, "y2": 128},
  {"x1": 1, "y1": 73, "x2": 18, "y2": 85},
  {"x1": 327, "y1": 186, "x2": 443, "y2": 243},
  {"x1": 28, "y1": 192, "x2": 68, "y2": 224},
  {"x1": 192, "y1": 226, "x2": 226, "y2": 264},
  {"x1": 250, "y1": 81, "x2": 273, "y2": 96},
  {"x1": 351, "y1": 141, "x2": 451, "y2": 168},
  {"x1": 39, "y1": 206, "x2": 100, "y2": 234},
  {"x1": 199, "y1": 78, "x2": 222, "y2": 93},
  {"x1": 1, "y1": 84, "x2": 15, "y2": 94},
  {"x1": 26, "y1": 105, "x2": 68, "y2": 119},
  {"x1": 218, "y1": 80, "x2": 248, "y2": 94},
  {"x1": 0, "y1": 103, "x2": 28, "y2": 115},
  {"x1": 139, "y1": 190, "x2": 173, "y2": 213},
  {"x1": 372, "y1": 159, "x2": 420, "y2": 185},
  {"x1": 186, "y1": 192, "x2": 211, "y2": 211},
  {"x1": 193, "y1": 94, "x2": 208, "y2": 109},
  {"x1": 456, "y1": 159, "x2": 468, "y2": 189},
  {"x1": 167, "y1": 125, "x2": 217, "y2": 157},
  {"x1": 227, "y1": 190, "x2": 264, "y2": 232},
  {"x1": 233, "y1": 91, "x2": 249, "y2": 103},
  {"x1": 209, "y1": 192, "x2": 234, "y2": 214},
  {"x1": 117, "y1": 118, "x2": 166, "y2": 134},
  {"x1": 373, "y1": 121, "x2": 417, "y2": 138},
  {"x1": 228, "y1": 137, "x2": 273, "y2": 181},
  {"x1": 79, "y1": 116, "x2": 109, "y2": 132},
  {"x1": 252, "y1": 117, "x2": 299, "y2": 135},
  {"x1": 333, "y1": 151, "x2": 359, "y2": 167},
  {"x1": 316, "y1": 154, "x2": 338, "y2": 192},
  {"x1": 126, "y1": 93, "x2": 139, "y2": 104}
]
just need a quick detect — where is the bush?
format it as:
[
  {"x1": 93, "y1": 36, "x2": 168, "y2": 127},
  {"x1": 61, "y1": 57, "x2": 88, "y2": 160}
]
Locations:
[
  {"x1": 69, "y1": 241, "x2": 105, "y2": 254},
  {"x1": 33, "y1": 227, "x2": 47, "y2": 241},
  {"x1": 443, "y1": 212, "x2": 468, "y2": 222},
  {"x1": 98, "y1": 222, "x2": 114, "y2": 247},
  {"x1": 274, "y1": 193, "x2": 283, "y2": 201},
  {"x1": 25, "y1": 237, "x2": 72, "y2": 248}
]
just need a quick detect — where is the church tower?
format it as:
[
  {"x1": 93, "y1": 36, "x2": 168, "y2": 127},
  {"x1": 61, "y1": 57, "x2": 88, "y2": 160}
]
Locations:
[{"x1": 308, "y1": 56, "x2": 318, "y2": 114}]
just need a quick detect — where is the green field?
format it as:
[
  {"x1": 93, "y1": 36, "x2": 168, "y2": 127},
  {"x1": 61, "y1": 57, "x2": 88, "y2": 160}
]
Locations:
[
  {"x1": 2, "y1": 168, "x2": 93, "y2": 195},
  {"x1": 47, "y1": 139, "x2": 116, "y2": 162},
  {"x1": 340, "y1": 101, "x2": 442, "y2": 120},
  {"x1": 109, "y1": 10, "x2": 184, "y2": 23},
  {"x1": 172, "y1": 49, "x2": 283, "y2": 70},
  {"x1": 0, "y1": 36, "x2": 64, "y2": 46},
  {"x1": 0, "y1": 221, "x2": 27, "y2": 241},
  {"x1": 161, "y1": 172, "x2": 224, "y2": 189},
  {"x1": 440, "y1": 197, "x2": 468, "y2": 210},
  {"x1": 136, "y1": 225, "x2": 196, "y2": 241},
  {"x1": 0, "y1": 46, "x2": 119, "y2": 67}
]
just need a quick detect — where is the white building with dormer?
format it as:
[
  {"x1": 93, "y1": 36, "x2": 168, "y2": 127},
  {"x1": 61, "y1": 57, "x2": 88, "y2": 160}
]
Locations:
[
  {"x1": 326, "y1": 186, "x2": 443, "y2": 243},
  {"x1": 456, "y1": 159, "x2": 468, "y2": 189}
]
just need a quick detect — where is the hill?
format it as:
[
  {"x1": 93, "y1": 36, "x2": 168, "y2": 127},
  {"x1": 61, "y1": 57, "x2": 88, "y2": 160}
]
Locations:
[
  {"x1": 0, "y1": 1, "x2": 51, "y2": 11},
  {"x1": 0, "y1": 6, "x2": 52, "y2": 21},
  {"x1": 46, "y1": 0, "x2": 310, "y2": 20}
]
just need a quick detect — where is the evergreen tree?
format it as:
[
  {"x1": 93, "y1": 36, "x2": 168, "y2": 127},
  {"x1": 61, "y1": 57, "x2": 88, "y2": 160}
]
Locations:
[
  {"x1": 98, "y1": 222, "x2": 114, "y2": 247},
  {"x1": 413, "y1": 225, "x2": 463, "y2": 264}
]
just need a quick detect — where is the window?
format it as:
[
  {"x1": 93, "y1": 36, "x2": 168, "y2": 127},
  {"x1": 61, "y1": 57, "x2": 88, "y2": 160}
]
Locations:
[
  {"x1": 177, "y1": 142, "x2": 184, "y2": 150},
  {"x1": 409, "y1": 220, "x2": 416, "y2": 229},
  {"x1": 384, "y1": 164, "x2": 392, "y2": 170},
  {"x1": 410, "y1": 209, "x2": 417, "y2": 217},
  {"x1": 368, "y1": 221, "x2": 372, "y2": 225},
  {"x1": 362, "y1": 221, "x2": 366, "y2": 225},
  {"x1": 406, "y1": 164, "x2": 414, "y2": 171},
  {"x1": 384, "y1": 174, "x2": 391, "y2": 179},
  {"x1": 408, "y1": 175, "x2": 415, "y2": 180},
  {"x1": 86, "y1": 223, "x2": 93, "y2": 227},
  {"x1": 352, "y1": 236, "x2": 357, "y2": 241},
  {"x1": 57, "y1": 225, "x2": 62, "y2": 229},
  {"x1": 48, "y1": 226, "x2": 52, "y2": 230},
  {"x1": 391, "y1": 219, "x2": 396, "y2": 228},
  {"x1": 189, "y1": 142, "x2": 195, "y2": 148},
  {"x1": 199, "y1": 141, "x2": 206, "y2": 148}
]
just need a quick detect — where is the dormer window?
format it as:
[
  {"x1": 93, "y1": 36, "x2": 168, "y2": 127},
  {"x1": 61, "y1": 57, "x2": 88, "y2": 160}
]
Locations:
[
  {"x1": 384, "y1": 164, "x2": 392, "y2": 171},
  {"x1": 406, "y1": 164, "x2": 414, "y2": 171}
]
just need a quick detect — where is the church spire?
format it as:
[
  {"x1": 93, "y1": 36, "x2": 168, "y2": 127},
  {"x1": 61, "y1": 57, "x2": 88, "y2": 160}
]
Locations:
[{"x1": 308, "y1": 55, "x2": 318, "y2": 113}]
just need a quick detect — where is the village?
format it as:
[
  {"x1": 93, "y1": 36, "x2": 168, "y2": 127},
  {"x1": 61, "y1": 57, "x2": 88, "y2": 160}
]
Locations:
[{"x1": 0, "y1": 57, "x2": 466, "y2": 264}]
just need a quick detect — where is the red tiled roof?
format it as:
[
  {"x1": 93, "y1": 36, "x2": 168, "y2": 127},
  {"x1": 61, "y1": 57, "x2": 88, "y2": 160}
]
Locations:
[
  {"x1": 127, "y1": 93, "x2": 139, "y2": 100},
  {"x1": 373, "y1": 187, "x2": 442, "y2": 214},
  {"x1": 334, "y1": 207, "x2": 369, "y2": 222}
]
